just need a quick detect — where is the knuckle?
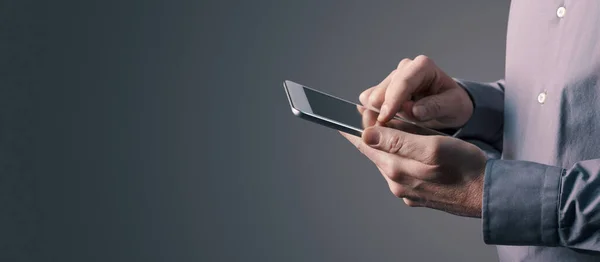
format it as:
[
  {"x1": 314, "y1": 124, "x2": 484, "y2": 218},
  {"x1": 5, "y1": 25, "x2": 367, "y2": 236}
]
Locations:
[
  {"x1": 421, "y1": 164, "x2": 439, "y2": 176},
  {"x1": 386, "y1": 163, "x2": 407, "y2": 182},
  {"x1": 414, "y1": 55, "x2": 432, "y2": 66},
  {"x1": 409, "y1": 179, "x2": 425, "y2": 191},
  {"x1": 380, "y1": 158, "x2": 397, "y2": 176},
  {"x1": 415, "y1": 165, "x2": 440, "y2": 181},
  {"x1": 387, "y1": 134, "x2": 404, "y2": 154},
  {"x1": 389, "y1": 184, "x2": 406, "y2": 198},
  {"x1": 397, "y1": 72, "x2": 418, "y2": 88},
  {"x1": 425, "y1": 137, "x2": 445, "y2": 162},
  {"x1": 397, "y1": 58, "x2": 411, "y2": 69},
  {"x1": 359, "y1": 89, "x2": 371, "y2": 101},
  {"x1": 368, "y1": 91, "x2": 377, "y2": 102},
  {"x1": 360, "y1": 89, "x2": 374, "y2": 104},
  {"x1": 387, "y1": 169, "x2": 403, "y2": 182},
  {"x1": 369, "y1": 92, "x2": 383, "y2": 107},
  {"x1": 404, "y1": 199, "x2": 420, "y2": 207}
]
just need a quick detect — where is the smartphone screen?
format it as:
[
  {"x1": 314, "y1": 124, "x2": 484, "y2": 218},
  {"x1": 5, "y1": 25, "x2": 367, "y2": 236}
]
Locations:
[
  {"x1": 290, "y1": 82, "x2": 448, "y2": 137},
  {"x1": 303, "y1": 87, "x2": 367, "y2": 131}
]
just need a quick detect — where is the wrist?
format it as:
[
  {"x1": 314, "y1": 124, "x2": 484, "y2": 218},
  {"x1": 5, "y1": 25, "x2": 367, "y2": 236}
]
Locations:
[
  {"x1": 455, "y1": 84, "x2": 475, "y2": 128},
  {"x1": 462, "y1": 148, "x2": 486, "y2": 218},
  {"x1": 465, "y1": 172, "x2": 484, "y2": 218}
]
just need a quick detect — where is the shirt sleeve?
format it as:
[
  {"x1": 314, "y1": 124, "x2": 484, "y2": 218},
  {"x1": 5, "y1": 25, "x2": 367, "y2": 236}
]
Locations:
[
  {"x1": 452, "y1": 79, "x2": 505, "y2": 152},
  {"x1": 483, "y1": 158, "x2": 600, "y2": 252}
]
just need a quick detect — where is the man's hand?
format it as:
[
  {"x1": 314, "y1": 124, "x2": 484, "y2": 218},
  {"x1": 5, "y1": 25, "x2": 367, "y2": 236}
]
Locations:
[
  {"x1": 341, "y1": 127, "x2": 486, "y2": 218},
  {"x1": 361, "y1": 55, "x2": 473, "y2": 129}
]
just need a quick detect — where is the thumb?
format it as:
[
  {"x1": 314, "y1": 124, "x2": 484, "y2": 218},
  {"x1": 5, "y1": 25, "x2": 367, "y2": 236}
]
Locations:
[
  {"x1": 411, "y1": 93, "x2": 451, "y2": 121},
  {"x1": 362, "y1": 126, "x2": 430, "y2": 161}
]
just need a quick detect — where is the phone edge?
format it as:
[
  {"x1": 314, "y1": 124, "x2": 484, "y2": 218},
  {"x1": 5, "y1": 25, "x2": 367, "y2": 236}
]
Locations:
[{"x1": 283, "y1": 80, "x2": 362, "y2": 137}]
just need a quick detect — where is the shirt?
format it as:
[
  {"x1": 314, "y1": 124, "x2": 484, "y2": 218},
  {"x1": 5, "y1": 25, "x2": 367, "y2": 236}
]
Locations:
[{"x1": 454, "y1": 0, "x2": 600, "y2": 261}]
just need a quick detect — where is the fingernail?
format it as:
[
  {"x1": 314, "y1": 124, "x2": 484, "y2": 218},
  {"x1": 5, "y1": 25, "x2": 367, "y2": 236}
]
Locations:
[
  {"x1": 378, "y1": 105, "x2": 389, "y2": 122},
  {"x1": 413, "y1": 105, "x2": 428, "y2": 120},
  {"x1": 364, "y1": 129, "x2": 380, "y2": 146}
]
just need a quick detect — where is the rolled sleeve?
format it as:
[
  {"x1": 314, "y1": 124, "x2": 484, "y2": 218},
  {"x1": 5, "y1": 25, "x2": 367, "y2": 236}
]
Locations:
[{"x1": 483, "y1": 159, "x2": 561, "y2": 246}]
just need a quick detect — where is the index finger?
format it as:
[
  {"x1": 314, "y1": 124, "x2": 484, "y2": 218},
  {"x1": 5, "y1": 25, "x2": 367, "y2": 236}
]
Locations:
[
  {"x1": 360, "y1": 70, "x2": 396, "y2": 109},
  {"x1": 378, "y1": 56, "x2": 436, "y2": 122}
]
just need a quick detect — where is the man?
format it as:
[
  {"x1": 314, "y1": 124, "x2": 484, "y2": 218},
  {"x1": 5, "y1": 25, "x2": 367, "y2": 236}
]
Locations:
[{"x1": 341, "y1": 1, "x2": 600, "y2": 261}]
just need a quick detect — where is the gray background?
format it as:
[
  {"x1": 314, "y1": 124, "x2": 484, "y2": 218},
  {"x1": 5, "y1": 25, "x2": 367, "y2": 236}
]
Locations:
[{"x1": 2, "y1": 0, "x2": 509, "y2": 261}]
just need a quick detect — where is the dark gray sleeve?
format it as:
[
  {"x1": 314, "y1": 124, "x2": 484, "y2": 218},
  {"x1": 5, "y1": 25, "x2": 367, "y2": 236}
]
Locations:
[
  {"x1": 483, "y1": 158, "x2": 600, "y2": 251},
  {"x1": 452, "y1": 79, "x2": 505, "y2": 152}
]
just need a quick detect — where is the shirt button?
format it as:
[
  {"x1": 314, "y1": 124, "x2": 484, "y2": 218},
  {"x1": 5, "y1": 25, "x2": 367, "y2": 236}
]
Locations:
[
  {"x1": 537, "y1": 92, "x2": 547, "y2": 104},
  {"x1": 557, "y1": 6, "x2": 566, "y2": 18}
]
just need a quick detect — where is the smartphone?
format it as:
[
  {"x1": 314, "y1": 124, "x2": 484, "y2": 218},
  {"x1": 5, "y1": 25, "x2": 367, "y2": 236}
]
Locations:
[{"x1": 283, "y1": 80, "x2": 448, "y2": 137}]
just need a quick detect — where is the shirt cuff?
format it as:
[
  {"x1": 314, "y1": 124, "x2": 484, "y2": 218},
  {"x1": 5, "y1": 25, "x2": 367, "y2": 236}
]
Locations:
[
  {"x1": 452, "y1": 79, "x2": 504, "y2": 147},
  {"x1": 483, "y1": 159, "x2": 562, "y2": 246}
]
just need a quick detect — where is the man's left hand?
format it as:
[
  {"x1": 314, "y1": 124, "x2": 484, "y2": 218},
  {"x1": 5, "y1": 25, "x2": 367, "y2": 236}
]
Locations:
[{"x1": 341, "y1": 127, "x2": 486, "y2": 218}]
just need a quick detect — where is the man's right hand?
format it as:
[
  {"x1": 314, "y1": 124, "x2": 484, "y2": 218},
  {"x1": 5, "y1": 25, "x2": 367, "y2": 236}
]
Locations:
[{"x1": 360, "y1": 55, "x2": 474, "y2": 129}]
